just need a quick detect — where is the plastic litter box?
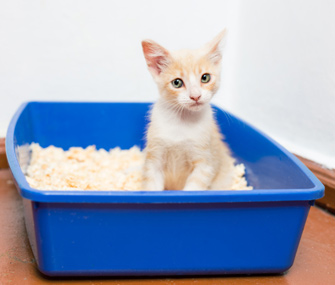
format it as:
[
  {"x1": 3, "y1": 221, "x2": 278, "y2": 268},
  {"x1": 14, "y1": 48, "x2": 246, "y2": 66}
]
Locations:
[{"x1": 6, "y1": 102, "x2": 324, "y2": 277}]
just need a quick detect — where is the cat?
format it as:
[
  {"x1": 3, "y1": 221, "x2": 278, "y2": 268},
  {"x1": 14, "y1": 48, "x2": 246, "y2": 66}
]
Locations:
[{"x1": 141, "y1": 29, "x2": 235, "y2": 191}]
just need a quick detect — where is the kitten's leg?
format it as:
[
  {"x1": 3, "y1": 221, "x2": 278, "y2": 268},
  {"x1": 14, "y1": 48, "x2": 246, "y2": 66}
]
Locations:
[
  {"x1": 142, "y1": 150, "x2": 164, "y2": 191},
  {"x1": 183, "y1": 159, "x2": 214, "y2": 191},
  {"x1": 210, "y1": 156, "x2": 235, "y2": 190},
  {"x1": 210, "y1": 166, "x2": 234, "y2": 190}
]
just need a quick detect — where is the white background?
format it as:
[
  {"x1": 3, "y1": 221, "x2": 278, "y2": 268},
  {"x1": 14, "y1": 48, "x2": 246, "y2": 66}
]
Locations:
[{"x1": 0, "y1": 0, "x2": 334, "y2": 168}]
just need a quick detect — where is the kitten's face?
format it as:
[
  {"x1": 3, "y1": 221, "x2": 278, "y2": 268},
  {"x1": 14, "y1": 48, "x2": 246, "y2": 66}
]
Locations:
[
  {"x1": 142, "y1": 30, "x2": 225, "y2": 112},
  {"x1": 157, "y1": 50, "x2": 221, "y2": 111}
]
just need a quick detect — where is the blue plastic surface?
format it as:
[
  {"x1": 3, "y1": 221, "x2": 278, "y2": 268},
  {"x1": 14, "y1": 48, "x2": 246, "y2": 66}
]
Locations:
[{"x1": 6, "y1": 102, "x2": 324, "y2": 276}]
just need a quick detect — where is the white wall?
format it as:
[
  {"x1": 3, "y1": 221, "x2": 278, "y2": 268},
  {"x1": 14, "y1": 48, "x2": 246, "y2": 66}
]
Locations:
[
  {"x1": 223, "y1": 0, "x2": 335, "y2": 168},
  {"x1": 0, "y1": 0, "x2": 334, "y2": 168},
  {"x1": 0, "y1": 0, "x2": 230, "y2": 130}
]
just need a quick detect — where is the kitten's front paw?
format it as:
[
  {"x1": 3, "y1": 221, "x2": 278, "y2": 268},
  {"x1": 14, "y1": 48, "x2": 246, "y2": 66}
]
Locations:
[
  {"x1": 183, "y1": 183, "x2": 206, "y2": 191},
  {"x1": 142, "y1": 181, "x2": 164, "y2": 191}
]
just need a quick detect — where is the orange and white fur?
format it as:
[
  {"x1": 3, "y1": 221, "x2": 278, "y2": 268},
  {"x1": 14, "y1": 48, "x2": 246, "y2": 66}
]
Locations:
[{"x1": 141, "y1": 30, "x2": 235, "y2": 191}]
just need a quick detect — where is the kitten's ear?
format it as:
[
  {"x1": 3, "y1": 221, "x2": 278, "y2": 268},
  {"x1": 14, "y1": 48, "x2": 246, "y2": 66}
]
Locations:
[
  {"x1": 204, "y1": 29, "x2": 227, "y2": 65},
  {"x1": 142, "y1": 40, "x2": 171, "y2": 77}
]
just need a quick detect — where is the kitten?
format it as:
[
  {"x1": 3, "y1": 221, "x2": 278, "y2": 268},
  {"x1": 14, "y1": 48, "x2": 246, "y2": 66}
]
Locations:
[{"x1": 141, "y1": 29, "x2": 235, "y2": 191}]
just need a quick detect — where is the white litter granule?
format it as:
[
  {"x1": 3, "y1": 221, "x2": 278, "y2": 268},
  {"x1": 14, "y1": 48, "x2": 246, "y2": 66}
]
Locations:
[{"x1": 25, "y1": 143, "x2": 253, "y2": 191}]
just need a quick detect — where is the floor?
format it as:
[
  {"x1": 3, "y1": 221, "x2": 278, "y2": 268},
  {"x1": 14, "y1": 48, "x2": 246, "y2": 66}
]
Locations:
[{"x1": 1, "y1": 168, "x2": 335, "y2": 285}]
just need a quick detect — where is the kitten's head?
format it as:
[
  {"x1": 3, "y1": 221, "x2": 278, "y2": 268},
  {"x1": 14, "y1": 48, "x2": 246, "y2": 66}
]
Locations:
[{"x1": 142, "y1": 30, "x2": 226, "y2": 112}]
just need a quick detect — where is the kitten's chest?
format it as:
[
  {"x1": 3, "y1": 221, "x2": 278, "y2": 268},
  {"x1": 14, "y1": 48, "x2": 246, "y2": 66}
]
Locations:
[
  {"x1": 151, "y1": 111, "x2": 213, "y2": 144},
  {"x1": 158, "y1": 121, "x2": 207, "y2": 142}
]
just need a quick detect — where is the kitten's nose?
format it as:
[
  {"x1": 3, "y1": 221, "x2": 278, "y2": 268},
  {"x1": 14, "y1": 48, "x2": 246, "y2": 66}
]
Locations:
[{"x1": 190, "y1": 95, "x2": 201, "y2": 102}]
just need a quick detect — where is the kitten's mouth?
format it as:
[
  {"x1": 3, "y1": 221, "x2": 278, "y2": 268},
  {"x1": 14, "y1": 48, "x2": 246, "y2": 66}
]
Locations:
[
  {"x1": 190, "y1": 101, "x2": 204, "y2": 107},
  {"x1": 187, "y1": 101, "x2": 205, "y2": 111}
]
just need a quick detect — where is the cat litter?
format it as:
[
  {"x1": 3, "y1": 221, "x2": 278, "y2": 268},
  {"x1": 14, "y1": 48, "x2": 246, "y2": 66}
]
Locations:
[{"x1": 25, "y1": 143, "x2": 252, "y2": 191}]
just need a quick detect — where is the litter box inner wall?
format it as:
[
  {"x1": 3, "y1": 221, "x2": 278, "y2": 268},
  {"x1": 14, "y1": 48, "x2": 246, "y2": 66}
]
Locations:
[
  {"x1": 213, "y1": 107, "x2": 314, "y2": 190},
  {"x1": 28, "y1": 102, "x2": 149, "y2": 151},
  {"x1": 25, "y1": 102, "x2": 314, "y2": 190},
  {"x1": 28, "y1": 200, "x2": 310, "y2": 276},
  {"x1": 14, "y1": 104, "x2": 35, "y2": 173}
]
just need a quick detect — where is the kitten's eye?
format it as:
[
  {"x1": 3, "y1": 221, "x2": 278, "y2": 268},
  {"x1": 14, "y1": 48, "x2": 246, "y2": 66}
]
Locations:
[
  {"x1": 171, "y1": 78, "x2": 183, "y2": 88},
  {"x1": 201, "y1": 73, "x2": 211, "y2": 83}
]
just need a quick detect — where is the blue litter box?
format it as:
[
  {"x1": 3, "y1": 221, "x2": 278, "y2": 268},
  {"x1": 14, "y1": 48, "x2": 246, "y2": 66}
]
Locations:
[{"x1": 6, "y1": 102, "x2": 324, "y2": 277}]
